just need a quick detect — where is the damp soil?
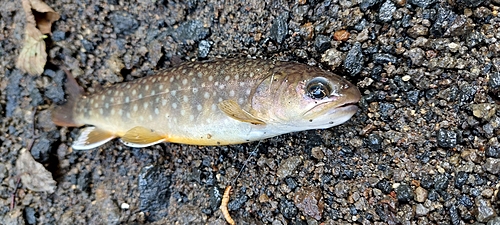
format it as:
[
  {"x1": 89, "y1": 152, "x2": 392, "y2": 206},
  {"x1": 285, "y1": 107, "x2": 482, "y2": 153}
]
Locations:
[{"x1": 1, "y1": 0, "x2": 500, "y2": 224}]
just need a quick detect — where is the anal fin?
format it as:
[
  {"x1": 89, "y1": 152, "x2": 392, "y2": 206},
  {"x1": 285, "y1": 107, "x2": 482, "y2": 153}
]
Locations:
[
  {"x1": 120, "y1": 126, "x2": 166, "y2": 148},
  {"x1": 218, "y1": 100, "x2": 266, "y2": 125},
  {"x1": 72, "y1": 127, "x2": 115, "y2": 150}
]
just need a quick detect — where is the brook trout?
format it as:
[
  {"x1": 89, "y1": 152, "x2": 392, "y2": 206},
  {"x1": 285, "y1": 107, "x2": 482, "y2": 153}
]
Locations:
[{"x1": 52, "y1": 59, "x2": 361, "y2": 150}]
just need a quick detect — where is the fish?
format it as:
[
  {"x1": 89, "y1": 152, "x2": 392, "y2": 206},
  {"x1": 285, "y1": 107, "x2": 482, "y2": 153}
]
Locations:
[{"x1": 51, "y1": 58, "x2": 361, "y2": 150}]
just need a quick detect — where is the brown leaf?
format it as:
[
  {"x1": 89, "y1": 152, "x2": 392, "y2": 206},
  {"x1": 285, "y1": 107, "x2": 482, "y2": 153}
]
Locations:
[
  {"x1": 16, "y1": 148, "x2": 56, "y2": 194},
  {"x1": 16, "y1": 23, "x2": 47, "y2": 75},
  {"x1": 29, "y1": 0, "x2": 60, "y2": 34}
]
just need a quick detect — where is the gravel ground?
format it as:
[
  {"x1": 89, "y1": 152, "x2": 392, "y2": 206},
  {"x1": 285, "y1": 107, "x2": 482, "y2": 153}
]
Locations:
[{"x1": 1, "y1": 0, "x2": 500, "y2": 224}]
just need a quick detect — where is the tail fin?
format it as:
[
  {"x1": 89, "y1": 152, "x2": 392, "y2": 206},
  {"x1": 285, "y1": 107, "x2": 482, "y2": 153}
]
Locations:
[{"x1": 51, "y1": 69, "x2": 85, "y2": 127}]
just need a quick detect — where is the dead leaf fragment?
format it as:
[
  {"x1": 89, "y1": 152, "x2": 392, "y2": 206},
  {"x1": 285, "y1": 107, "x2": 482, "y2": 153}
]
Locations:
[
  {"x1": 16, "y1": 148, "x2": 56, "y2": 194},
  {"x1": 17, "y1": 0, "x2": 60, "y2": 75},
  {"x1": 16, "y1": 24, "x2": 48, "y2": 75},
  {"x1": 29, "y1": 0, "x2": 60, "y2": 34}
]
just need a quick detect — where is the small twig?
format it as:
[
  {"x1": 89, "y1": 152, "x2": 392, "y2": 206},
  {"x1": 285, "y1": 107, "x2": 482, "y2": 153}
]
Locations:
[{"x1": 220, "y1": 185, "x2": 235, "y2": 225}]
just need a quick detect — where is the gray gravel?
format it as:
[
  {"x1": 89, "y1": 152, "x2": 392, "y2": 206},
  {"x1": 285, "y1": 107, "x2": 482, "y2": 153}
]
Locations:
[{"x1": 0, "y1": 0, "x2": 499, "y2": 224}]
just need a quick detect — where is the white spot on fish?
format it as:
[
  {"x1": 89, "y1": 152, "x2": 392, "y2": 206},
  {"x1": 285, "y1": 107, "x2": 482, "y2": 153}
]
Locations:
[
  {"x1": 218, "y1": 98, "x2": 223, "y2": 103},
  {"x1": 201, "y1": 83, "x2": 206, "y2": 88},
  {"x1": 149, "y1": 115, "x2": 153, "y2": 121},
  {"x1": 183, "y1": 95, "x2": 189, "y2": 103},
  {"x1": 151, "y1": 90, "x2": 156, "y2": 96},
  {"x1": 197, "y1": 104, "x2": 203, "y2": 111},
  {"x1": 138, "y1": 94, "x2": 143, "y2": 99},
  {"x1": 238, "y1": 98, "x2": 244, "y2": 105},
  {"x1": 126, "y1": 84, "x2": 131, "y2": 88},
  {"x1": 143, "y1": 102, "x2": 149, "y2": 109},
  {"x1": 211, "y1": 104, "x2": 217, "y2": 111},
  {"x1": 225, "y1": 75, "x2": 230, "y2": 81},
  {"x1": 182, "y1": 79, "x2": 188, "y2": 85},
  {"x1": 101, "y1": 95, "x2": 106, "y2": 101},
  {"x1": 107, "y1": 90, "x2": 112, "y2": 95},
  {"x1": 234, "y1": 74, "x2": 239, "y2": 80},
  {"x1": 245, "y1": 89, "x2": 251, "y2": 95},
  {"x1": 110, "y1": 98, "x2": 114, "y2": 103},
  {"x1": 125, "y1": 97, "x2": 130, "y2": 103},
  {"x1": 99, "y1": 108, "x2": 103, "y2": 115},
  {"x1": 94, "y1": 103, "x2": 99, "y2": 108},
  {"x1": 229, "y1": 90, "x2": 235, "y2": 97},
  {"x1": 133, "y1": 104, "x2": 138, "y2": 112},
  {"x1": 181, "y1": 109, "x2": 186, "y2": 116},
  {"x1": 239, "y1": 82, "x2": 245, "y2": 87},
  {"x1": 208, "y1": 75, "x2": 213, "y2": 81},
  {"x1": 139, "y1": 115, "x2": 144, "y2": 121},
  {"x1": 165, "y1": 113, "x2": 169, "y2": 119},
  {"x1": 171, "y1": 90, "x2": 177, "y2": 96},
  {"x1": 132, "y1": 89, "x2": 137, "y2": 95},
  {"x1": 162, "y1": 99, "x2": 167, "y2": 106},
  {"x1": 126, "y1": 112, "x2": 131, "y2": 118},
  {"x1": 197, "y1": 72, "x2": 203, "y2": 78},
  {"x1": 155, "y1": 108, "x2": 159, "y2": 115},
  {"x1": 249, "y1": 72, "x2": 254, "y2": 78},
  {"x1": 170, "y1": 77, "x2": 174, "y2": 82},
  {"x1": 219, "y1": 84, "x2": 225, "y2": 89},
  {"x1": 192, "y1": 88, "x2": 198, "y2": 93},
  {"x1": 189, "y1": 115, "x2": 194, "y2": 121},
  {"x1": 119, "y1": 109, "x2": 123, "y2": 116},
  {"x1": 111, "y1": 108, "x2": 115, "y2": 115},
  {"x1": 145, "y1": 85, "x2": 149, "y2": 91},
  {"x1": 159, "y1": 84, "x2": 164, "y2": 89},
  {"x1": 204, "y1": 92, "x2": 210, "y2": 99},
  {"x1": 104, "y1": 103, "x2": 109, "y2": 109},
  {"x1": 172, "y1": 103, "x2": 177, "y2": 109}
]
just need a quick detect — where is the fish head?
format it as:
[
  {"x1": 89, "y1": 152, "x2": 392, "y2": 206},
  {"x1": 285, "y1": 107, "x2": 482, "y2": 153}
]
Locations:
[{"x1": 253, "y1": 64, "x2": 361, "y2": 130}]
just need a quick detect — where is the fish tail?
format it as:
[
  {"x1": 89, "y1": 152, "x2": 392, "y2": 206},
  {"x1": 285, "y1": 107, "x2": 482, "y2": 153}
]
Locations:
[{"x1": 51, "y1": 69, "x2": 85, "y2": 127}]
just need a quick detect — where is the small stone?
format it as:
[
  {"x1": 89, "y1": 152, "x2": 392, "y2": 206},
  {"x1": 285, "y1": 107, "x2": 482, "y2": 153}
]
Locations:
[
  {"x1": 437, "y1": 129, "x2": 457, "y2": 148},
  {"x1": 270, "y1": 12, "x2": 289, "y2": 44},
  {"x1": 484, "y1": 158, "x2": 500, "y2": 174},
  {"x1": 379, "y1": 0, "x2": 396, "y2": 22},
  {"x1": 415, "y1": 204, "x2": 429, "y2": 216},
  {"x1": 471, "y1": 103, "x2": 497, "y2": 120},
  {"x1": 109, "y1": 11, "x2": 139, "y2": 35},
  {"x1": 333, "y1": 30, "x2": 350, "y2": 41},
  {"x1": 343, "y1": 42, "x2": 364, "y2": 76},
  {"x1": 395, "y1": 184, "x2": 414, "y2": 203},
  {"x1": 476, "y1": 198, "x2": 497, "y2": 222},
  {"x1": 294, "y1": 187, "x2": 324, "y2": 220},
  {"x1": 311, "y1": 147, "x2": 324, "y2": 160},
  {"x1": 321, "y1": 48, "x2": 344, "y2": 69},
  {"x1": 454, "y1": 171, "x2": 468, "y2": 188},
  {"x1": 121, "y1": 203, "x2": 130, "y2": 209},
  {"x1": 414, "y1": 186, "x2": 427, "y2": 203},
  {"x1": 277, "y1": 156, "x2": 302, "y2": 178}
]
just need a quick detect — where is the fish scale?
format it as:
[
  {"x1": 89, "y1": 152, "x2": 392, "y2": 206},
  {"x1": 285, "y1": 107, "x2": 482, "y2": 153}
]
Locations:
[{"x1": 52, "y1": 58, "x2": 361, "y2": 150}]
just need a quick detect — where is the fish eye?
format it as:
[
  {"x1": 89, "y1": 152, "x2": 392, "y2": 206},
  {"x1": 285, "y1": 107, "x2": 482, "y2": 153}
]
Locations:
[{"x1": 306, "y1": 77, "x2": 332, "y2": 100}]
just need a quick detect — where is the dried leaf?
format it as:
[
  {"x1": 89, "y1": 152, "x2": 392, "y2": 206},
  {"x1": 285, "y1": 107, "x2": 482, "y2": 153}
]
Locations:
[
  {"x1": 16, "y1": 148, "x2": 56, "y2": 194},
  {"x1": 16, "y1": 23, "x2": 48, "y2": 75},
  {"x1": 29, "y1": 0, "x2": 60, "y2": 34}
]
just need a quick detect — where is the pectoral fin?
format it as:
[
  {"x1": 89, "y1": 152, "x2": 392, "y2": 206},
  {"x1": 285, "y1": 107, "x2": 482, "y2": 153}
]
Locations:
[
  {"x1": 218, "y1": 100, "x2": 266, "y2": 125},
  {"x1": 72, "y1": 127, "x2": 116, "y2": 150},
  {"x1": 120, "y1": 126, "x2": 166, "y2": 148}
]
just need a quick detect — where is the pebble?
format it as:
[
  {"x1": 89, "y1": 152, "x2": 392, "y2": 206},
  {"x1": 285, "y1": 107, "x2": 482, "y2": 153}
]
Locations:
[
  {"x1": 343, "y1": 42, "x2": 364, "y2": 76},
  {"x1": 484, "y1": 158, "x2": 500, "y2": 174},
  {"x1": 454, "y1": 171, "x2": 468, "y2": 188},
  {"x1": 277, "y1": 156, "x2": 302, "y2": 178},
  {"x1": 294, "y1": 187, "x2": 323, "y2": 220},
  {"x1": 379, "y1": 0, "x2": 396, "y2": 22},
  {"x1": 109, "y1": 11, "x2": 139, "y2": 35},
  {"x1": 270, "y1": 12, "x2": 289, "y2": 44},
  {"x1": 476, "y1": 198, "x2": 497, "y2": 222},
  {"x1": 321, "y1": 48, "x2": 344, "y2": 69},
  {"x1": 138, "y1": 165, "x2": 171, "y2": 221},
  {"x1": 395, "y1": 184, "x2": 414, "y2": 203},
  {"x1": 414, "y1": 186, "x2": 427, "y2": 203},
  {"x1": 472, "y1": 103, "x2": 497, "y2": 120},
  {"x1": 437, "y1": 129, "x2": 458, "y2": 148},
  {"x1": 314, "y1": 35, "x2": 331, "y2": 52},
  {"x1": 279, "y1": 199, "x2": 298, "y2": 219},
  {"x1": 415, "y1": 204, "x2": 429, "y2": 216}
]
